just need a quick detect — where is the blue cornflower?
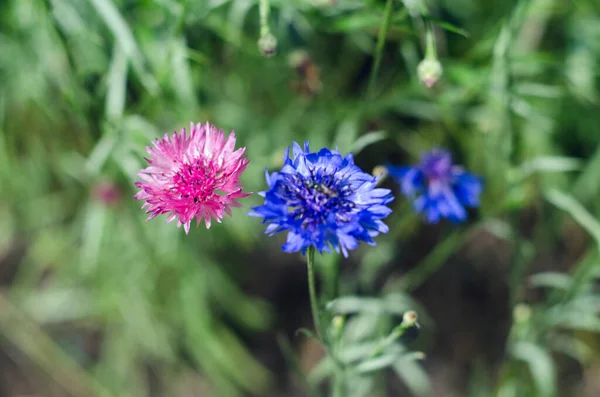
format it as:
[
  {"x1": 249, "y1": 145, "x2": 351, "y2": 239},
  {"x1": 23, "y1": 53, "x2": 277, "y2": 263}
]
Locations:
[
  {"x1": 386, "y1": 149, "x2": 482, "y2": 223},
  {"x1": 250, "y1": 142, "x2": 394, "y2": 257}
]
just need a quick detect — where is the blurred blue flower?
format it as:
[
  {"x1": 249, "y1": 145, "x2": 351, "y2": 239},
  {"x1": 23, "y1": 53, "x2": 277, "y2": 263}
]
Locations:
[
  {"x1": 250, "y1": 142, "x2": 394, "y2": 257},
  {"x1": 387, "y1": 149, "x2": 482, "y2": 223}
]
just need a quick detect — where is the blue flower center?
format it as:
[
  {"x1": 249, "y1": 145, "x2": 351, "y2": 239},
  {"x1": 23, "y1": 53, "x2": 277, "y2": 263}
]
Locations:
[
  {"x1": 420, "y1": 150, "x2": 453, "y2": 181},
  {"x1": 277, "y1": 172, "x2": 355, "y2": 228}
]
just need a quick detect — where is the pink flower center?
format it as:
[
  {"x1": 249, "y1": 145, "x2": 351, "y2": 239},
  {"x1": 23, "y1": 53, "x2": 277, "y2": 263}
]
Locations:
[{"x1": 172, "y1": 160, "x2": 219, "y2": 205}]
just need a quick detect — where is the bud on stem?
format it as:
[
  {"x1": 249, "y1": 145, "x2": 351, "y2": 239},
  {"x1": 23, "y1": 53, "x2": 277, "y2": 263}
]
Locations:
[
  {"x1": 370, "y1": 310, "x2": 419, "y2": 357},
  {"x1": 417, "y1": 26, "x2": 443, "y2": 88}
]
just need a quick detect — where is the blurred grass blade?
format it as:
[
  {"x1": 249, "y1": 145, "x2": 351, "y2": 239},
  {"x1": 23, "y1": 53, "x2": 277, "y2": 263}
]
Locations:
[
  {"x1": 85, "y1": 133, "x2": 117, "y2": 176},
  {"x1": 511, "y1": 341, "x2": 556, "y2": 397},
  {"x1": 393, "y1": 359, "x2": 432, "y2": 397},
  {"x1": 400, "y1": 231, "x2": 464, "y2": 291},
  {"x1": 545, "y1": 308, "x2": 600, "y2": 332},
  {"x1": 0, "y1": 293, "x2": 114, "y2": 397},
  {"x1": 79, "y1": 201, "x2": 106, "y2": 275},
  {"x1": 529, "y1": 272, "x2": 571, "y2": 291},
  {"x1": 573, "y1": 144, "x2": 600, "y2": 204},
  {"x1": 170, "y1": 37, "x2": 198, "y2": 108},
  {"x1": 87, "y1": 0, "x2": 157, "y2": 93},
  {"x1": 350, "y1": 130, "x2": 387, "y2": 154},
  {"x1": 423, "y1": 16, "x2": 470, "y2": 37},
  {"x1": 545, "y1": 188, "x2": 600, "y2": 247},
  {"x1": 355, "y1": 351, "x2": 423, "y2": 374},
  {"x1": 105, "y1": 44, "x2": 128, "y2": 119},
  {"x1": 87, "y1": 0, "x2": 138, "y2": 59},
  {"x1": 517, "y1": 156, "x2": 581, "y2": 180}
]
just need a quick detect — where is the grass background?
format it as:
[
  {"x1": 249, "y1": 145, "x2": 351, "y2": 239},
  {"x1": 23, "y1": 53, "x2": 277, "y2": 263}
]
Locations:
[{"x1": 1, "y1": 0, "x2": 600, "y2": 396}]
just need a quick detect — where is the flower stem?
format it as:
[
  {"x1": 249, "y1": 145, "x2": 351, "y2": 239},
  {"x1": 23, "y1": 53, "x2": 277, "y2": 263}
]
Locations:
[
  {"x1": 369, "y1": 311, "x2": 418, "y2": 358},
  {"x1": 306, "y1": 246, "x2": 322, "y2": 339},
  {"x1": 332, "y1": 371, "x2": 345, "y2": 397},
  {"x1": 259, "y1": 0, "x2": 271, "y2": 37},
  {"x1": 366, "y1": 0, "x2": 395, "y2": 99},
  {"x1": 424, "y1": 23, "x2": 437, "y2": 60}
]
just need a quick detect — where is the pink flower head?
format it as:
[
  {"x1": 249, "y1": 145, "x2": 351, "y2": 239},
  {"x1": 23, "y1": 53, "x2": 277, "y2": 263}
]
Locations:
[{"x1": 134, "y1": 121, "x2": 251, "y2": 233}]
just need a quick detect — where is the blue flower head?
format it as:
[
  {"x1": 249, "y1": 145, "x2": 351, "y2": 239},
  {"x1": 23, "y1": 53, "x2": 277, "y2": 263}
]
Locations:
[
  {"x1": 387, "y1": 149, "x2": 482, "y2": 223},
  {"x1": 250, "y1": 142, "x2": 394, "y2": 257}
]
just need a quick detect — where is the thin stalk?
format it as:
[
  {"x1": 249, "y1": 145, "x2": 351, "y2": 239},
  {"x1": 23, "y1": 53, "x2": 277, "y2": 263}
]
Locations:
[
  {"x1": 369, "y1": 311, "x2": 418, "y2": 358},
  {"x1": 424, "y1": 24, "x2": 437, "y2": 60},
  {"x1": 332, "y1": 371, "x2": 345, "y2": 397},
  {"x1": 325, "y1": 255, "x2": 340, "y2": 301},
  {"x1": 259, "y1": 0, "x2": 271, "y2": 37},
  {"x1": 366, "y1": 0, "x2": 394, "y2": 99},
  {"x1": 306, "y1": 246, "x2": 322, "y2": 338}
]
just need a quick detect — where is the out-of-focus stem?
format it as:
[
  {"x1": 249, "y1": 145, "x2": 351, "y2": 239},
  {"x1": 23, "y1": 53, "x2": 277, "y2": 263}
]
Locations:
[
  {"x1": 259, "y1": 0, "x2": 271, "y2": 36},
  {"x1": 366, "y1": 0, "x2": 394, "y2": 99},
  {"x1": 306, "y1": 246, "x2": 321, "y2": 338}
]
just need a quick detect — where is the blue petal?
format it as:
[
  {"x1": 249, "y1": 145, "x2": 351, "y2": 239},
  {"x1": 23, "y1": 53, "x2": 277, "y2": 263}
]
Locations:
[
  {"x1": 453, "y1": 172, "x2": 483, "y2": 207},
  {"x1": 292, "y1": 142, "x2": 304, "y2": 159}
]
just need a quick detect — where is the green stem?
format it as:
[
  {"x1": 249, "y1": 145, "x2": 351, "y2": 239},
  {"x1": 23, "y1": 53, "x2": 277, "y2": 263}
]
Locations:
[
  {"x1": 424, "y1": 23, "x2": 437, "y2": 60},
  {"x1": 332, "y1": 371, "x2": 345, "y2": 397},
  {"x1": 369, "y1": 311, "x2": 418, "y2": 358},
  {"x1": 306, "y1": 246, "x2": 322, "y2": 338},
  {"x1": 325, "y1": 255, "x2": 340, "y2": 301},
  {"x1": 366, "y1": 0, "x2": 394, "y2": 99},
  {"x1": 259, "y1": 0, "x2": 271, "y2": 37}
]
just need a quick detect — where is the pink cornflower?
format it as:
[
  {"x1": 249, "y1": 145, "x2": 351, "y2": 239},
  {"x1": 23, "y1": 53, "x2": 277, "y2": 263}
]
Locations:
[{"x1": 134, "y1": 121, "x2": 251, "y2": 233}]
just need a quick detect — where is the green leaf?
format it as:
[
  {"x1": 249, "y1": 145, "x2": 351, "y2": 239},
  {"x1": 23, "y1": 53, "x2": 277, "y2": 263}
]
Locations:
[
  {"x1": 545, "y1": 308, "x2": 600, "y2": 333},
  {"x1": 545, "y1": 188, "x2": 600, "y2": 247},
  {"x1": 573, "y1": 144, "x2": 600, "y2": 204},
  {"x1": 88, "y1": 0, "x2": 157, "y2": 93},
  {"x1": 511, "y1": 341, "x2": 556, "y2": 397},
  {"x1": 423, "y1": 16, "x2": 470, "y2": 38},
  {"x1": 529, "y1": 272, "x2": 572, "y2": 291},
  {"x1": 514, "y1": 83, "x2": 564, "y2": 99},
  {"x1": 350, "y1": 130, "x2": 388, "y2": 154},
  {"x1": 516, "y1": 156, "x2": 581, "y2": 180},
  {"x1": 393, "y1": 358, "x2": 432, "y2": 397},
  {"x1": 105, "y1": 44, "x2": 127, "y2": 119},
  {"x1": 296, "y1": 328, "x2": 322, "y2": 344},
  {"x1": 85, "y1": 132, "x2": 117, "y2": 176},
  {"x1": 79, "y1": 201, "x2": 107, "y2": 275},
  {"x1": 327, "y1": 296, "x2": 383, "y2": 314},
  {"x1": 399, "y1": 231, "x2": 464, "y2": 291},
  {"x1": 355, "y1": 351, "x2": 424, "y2": 374},
  {"x1": 354, "y1": 352, "x2": 398, "y2": 373},
  {"x1": 170, "y1": 37, "x2": 198, "y2": 107}
]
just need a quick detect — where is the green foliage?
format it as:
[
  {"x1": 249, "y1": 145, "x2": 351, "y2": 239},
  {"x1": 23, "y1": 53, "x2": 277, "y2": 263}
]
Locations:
[{"x1": 1, "y1": 0, "x2": 600, "y2": 396}]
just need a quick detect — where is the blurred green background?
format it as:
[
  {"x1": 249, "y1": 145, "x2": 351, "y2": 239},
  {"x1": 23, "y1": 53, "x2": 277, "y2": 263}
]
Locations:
[{"x1": 1, "y1": 0, "x2": 600, "y2": 396}]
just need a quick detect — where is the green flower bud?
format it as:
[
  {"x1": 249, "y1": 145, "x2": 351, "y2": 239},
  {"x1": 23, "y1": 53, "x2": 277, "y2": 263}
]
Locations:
[
  {"x1": 258, "y1": 33, "x2": 277, "y2": 57},
  {"x1": 401, "y1": 310, "x2": 418, "y2": 328},
  {"x1": 417, "y1": 58, "x2": 443, "y2": 88}
]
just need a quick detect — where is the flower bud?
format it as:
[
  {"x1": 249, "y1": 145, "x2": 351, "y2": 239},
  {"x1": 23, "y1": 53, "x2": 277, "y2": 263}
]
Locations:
[
  {"x1": 372, "y1": 165, "x2": 388, "y2": 179},
  {"x1": 401, "y1": 310, "x2": 418, "y2": 328},
  {"x1": 331, "y1": 315, "x2": 345, "y2": 340},
  {"x1": 258, "y1": 33, "x2": 277, "y2": 57},
  {"x1": 417, "y1": 58, "x2": 443, "y2": 88},
  {"x1": 332, "y1": 315, "x2": 345, "y2": 330},
  {"x1": 513, "y1": 303, "x2": 532, "y2": 324}
]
